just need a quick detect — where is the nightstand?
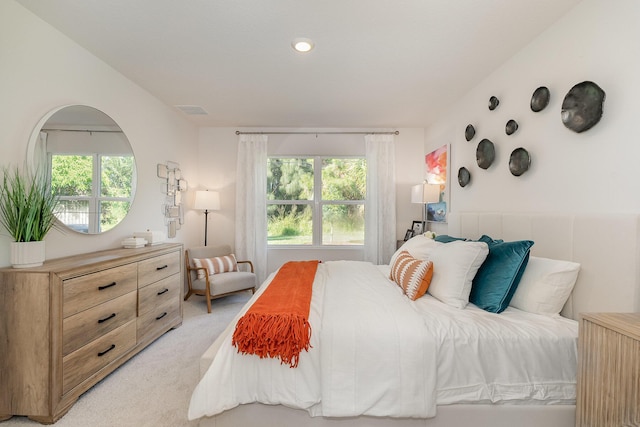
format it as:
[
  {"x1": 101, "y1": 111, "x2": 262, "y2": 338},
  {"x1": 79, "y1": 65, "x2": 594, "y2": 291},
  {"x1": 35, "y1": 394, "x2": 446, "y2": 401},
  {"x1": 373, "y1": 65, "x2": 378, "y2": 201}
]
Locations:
[{"x1": 575, "y1": 313, "x2": 640, "y2": 427}]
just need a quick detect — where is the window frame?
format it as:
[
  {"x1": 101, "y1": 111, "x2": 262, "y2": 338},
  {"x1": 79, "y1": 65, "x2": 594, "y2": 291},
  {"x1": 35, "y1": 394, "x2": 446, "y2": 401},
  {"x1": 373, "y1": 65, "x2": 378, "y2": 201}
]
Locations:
[
  {"x1": 49, "y1": 152, "x2": 135, "y2": 234},
  {"x1": 267, "y1": 155, "x2": 366, "y2": 247}
]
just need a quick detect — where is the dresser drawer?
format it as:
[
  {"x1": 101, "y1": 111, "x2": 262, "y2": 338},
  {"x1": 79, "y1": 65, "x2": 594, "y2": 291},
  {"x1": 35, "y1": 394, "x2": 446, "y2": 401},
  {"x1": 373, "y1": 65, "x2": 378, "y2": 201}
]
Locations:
[
  {"x1": 63, "y1": 291, "x2": 137, "y2": 357},
  {"x1": 138, "y1": 251, "x2": 181, "y2": 288},
  {"x1": 62, "y1": 320, "x2": 136, "y2": 394},
  {"x1": 63, "y1": 263, "x2": 138, "y2": 318},
  {"x1": 138, "y1": 274, "x2": 180, "y2": 316},
  {"x1": 137, "y1": 295, "x2": 181, "y2": 341}
]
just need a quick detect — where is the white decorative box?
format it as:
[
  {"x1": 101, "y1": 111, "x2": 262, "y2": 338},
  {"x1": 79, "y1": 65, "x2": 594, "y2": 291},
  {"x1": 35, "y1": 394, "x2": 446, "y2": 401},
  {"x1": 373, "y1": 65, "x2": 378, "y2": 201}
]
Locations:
[
  {"x1": 122, "y1": 237, "x2": 147, "y2": 249},
  {"x1": 133, "y1": 230, "x2": 167, "y2": 246}
]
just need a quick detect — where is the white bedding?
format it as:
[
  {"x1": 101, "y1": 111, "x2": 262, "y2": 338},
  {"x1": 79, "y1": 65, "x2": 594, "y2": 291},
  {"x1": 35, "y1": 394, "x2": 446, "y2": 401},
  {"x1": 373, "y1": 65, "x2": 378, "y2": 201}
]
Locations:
[{"x1": 188, "y1": 260, "x2": 578, "y2": 421}]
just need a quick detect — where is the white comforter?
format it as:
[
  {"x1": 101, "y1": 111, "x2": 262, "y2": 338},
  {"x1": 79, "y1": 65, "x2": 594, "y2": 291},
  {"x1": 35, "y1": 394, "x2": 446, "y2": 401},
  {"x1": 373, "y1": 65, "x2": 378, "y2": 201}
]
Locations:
[{"x1": 188, "y1": 261, "x2": 578, "y2": 421}]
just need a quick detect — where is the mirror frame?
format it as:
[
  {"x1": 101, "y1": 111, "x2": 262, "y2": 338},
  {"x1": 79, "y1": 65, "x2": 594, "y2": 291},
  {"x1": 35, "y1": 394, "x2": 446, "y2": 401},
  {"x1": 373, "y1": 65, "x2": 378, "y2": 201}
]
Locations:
[{"x1": 26, "y1": 105, "x2": 137, "y2": 234}]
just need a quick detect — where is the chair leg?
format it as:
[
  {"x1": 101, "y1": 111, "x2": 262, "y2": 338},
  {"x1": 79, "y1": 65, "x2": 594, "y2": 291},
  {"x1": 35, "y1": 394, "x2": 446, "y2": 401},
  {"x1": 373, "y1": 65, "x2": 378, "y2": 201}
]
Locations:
[
  {"x1": 184, "y1": 289, "x2": 193, "y2": 301},
  {"x1": 205, "y1": 283, "x2": 212, "y2": 313}
]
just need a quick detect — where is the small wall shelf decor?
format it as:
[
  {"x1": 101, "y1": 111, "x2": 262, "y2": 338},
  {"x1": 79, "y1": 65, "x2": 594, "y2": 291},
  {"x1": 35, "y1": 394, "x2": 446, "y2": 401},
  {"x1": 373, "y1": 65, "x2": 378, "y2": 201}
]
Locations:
[
  {"x1": 530, "y1": 86, "x2": 550, "y2": 112},
  {"x1": 561, "y1": 81, "x2": 605, "y2": 133},
  {"x1": 157, "y1": 161, "x2": 188, "y2": 238}
]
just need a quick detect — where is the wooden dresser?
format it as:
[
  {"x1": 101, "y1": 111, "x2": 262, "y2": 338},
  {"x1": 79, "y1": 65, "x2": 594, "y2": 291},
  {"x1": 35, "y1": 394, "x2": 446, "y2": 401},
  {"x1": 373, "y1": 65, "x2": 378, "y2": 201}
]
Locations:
[
  {"x1": 0, "y1": 243, "x2": 183, "y2": 424},
  {"x1": 575, "y1": 313, "x2": 640, "y2": 427}
]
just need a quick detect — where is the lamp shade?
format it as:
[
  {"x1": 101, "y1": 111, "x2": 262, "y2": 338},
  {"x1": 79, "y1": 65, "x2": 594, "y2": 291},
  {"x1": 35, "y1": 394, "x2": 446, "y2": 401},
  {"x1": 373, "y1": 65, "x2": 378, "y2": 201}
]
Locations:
[
  {"x1": 194, "y1": 190, "x2": 220, "y2": 211},
  {"x1": 411, "y1": 183, "x2": 440, "y2": 204}
]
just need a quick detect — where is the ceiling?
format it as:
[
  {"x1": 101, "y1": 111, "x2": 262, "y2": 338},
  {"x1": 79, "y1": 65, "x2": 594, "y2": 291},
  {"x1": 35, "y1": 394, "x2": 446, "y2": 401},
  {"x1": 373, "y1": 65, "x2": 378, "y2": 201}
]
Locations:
[{"x1": 16, "y1": 0, "x2": 582, "y2": 128}]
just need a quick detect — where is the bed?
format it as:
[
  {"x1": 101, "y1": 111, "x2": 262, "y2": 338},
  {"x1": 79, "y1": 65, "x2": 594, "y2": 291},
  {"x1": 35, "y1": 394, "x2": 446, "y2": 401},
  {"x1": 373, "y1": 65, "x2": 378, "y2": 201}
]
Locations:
[{"x1": 188, "y1": 212, "x2": 640, "y2": 427}]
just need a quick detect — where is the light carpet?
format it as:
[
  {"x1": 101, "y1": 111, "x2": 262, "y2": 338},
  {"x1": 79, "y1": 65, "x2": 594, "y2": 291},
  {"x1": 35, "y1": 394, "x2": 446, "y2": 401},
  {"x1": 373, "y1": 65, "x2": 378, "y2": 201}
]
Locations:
[{"x1": 5, "y1": 292, "x2": 252, "y2": 427}]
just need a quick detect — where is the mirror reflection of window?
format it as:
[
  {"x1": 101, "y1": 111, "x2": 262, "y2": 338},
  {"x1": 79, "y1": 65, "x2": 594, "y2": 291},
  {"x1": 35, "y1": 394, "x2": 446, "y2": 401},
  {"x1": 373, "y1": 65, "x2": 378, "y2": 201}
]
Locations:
[{"x1": 29, "y1": 106, "x2": 136, "y2": 234}]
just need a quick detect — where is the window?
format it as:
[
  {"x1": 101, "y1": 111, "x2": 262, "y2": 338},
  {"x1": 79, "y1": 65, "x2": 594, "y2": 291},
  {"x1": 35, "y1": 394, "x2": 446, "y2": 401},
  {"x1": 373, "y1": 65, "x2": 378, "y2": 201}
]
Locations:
[
  {"x1": 50, "y1": 153, "x2": 135, "y2": 233},
  {"x1": 267, "y1": 157, "x2": 366, "y2": 246}
]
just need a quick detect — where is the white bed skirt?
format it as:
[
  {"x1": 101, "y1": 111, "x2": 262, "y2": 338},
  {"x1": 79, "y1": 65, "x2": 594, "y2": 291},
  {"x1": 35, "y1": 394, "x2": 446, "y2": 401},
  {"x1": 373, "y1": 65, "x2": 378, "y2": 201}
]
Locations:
[{"x1": 198, "y1": 402, "x2": 575, "y2": 427}]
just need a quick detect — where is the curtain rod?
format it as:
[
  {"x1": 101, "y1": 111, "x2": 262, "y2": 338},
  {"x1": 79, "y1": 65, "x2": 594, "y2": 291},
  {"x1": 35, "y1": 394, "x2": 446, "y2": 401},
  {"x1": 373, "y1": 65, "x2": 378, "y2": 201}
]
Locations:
[
  {"x1": 41, "y1": 128, "x2": 123, "y2": 133},
  {"x1": 235, "y1": 130, "x2": 399, "y2": 135}
]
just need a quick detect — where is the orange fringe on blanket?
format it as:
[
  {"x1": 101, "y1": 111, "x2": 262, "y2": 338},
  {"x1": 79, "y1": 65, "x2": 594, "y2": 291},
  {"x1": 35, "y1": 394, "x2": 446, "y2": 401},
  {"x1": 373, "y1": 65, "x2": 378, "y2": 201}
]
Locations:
[{"x1": 231, "y1": 260, "x2": 319, "y2": 368}]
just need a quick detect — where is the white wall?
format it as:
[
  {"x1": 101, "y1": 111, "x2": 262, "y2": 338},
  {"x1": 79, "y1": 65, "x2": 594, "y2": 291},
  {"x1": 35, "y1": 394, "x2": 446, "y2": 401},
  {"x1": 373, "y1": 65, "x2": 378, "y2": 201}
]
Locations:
[
  {"x1": 0, "y1": 1, "x2": 201, "y2": 267},
  {"x1": 196, "y1": 128, "x2": 425, "y2": 275},
  {"x1": 425, "y1": 0, "x2": 640, "y2": 229}
]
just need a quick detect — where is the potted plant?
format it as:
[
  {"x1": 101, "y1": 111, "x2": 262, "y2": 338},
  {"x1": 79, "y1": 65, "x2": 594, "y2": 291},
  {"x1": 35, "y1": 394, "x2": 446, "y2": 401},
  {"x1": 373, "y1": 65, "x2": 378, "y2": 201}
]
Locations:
[{"x1": 0, "y1": 166, "x2": 59, "y2": 268}]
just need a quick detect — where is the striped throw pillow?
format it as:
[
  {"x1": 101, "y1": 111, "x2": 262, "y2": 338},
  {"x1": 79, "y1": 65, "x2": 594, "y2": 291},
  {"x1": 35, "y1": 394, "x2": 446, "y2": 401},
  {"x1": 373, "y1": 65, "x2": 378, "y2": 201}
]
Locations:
[
  {"x1": 390, "y1": 251, "x2": 434, "y2": 300},
  {"x1": 192, "y1": 254, "x2": 238, "y2": 280}
]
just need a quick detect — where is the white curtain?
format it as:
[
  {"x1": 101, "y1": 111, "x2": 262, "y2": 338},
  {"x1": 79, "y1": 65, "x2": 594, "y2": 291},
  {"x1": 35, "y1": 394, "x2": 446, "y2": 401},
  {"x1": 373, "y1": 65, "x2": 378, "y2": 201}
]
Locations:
[
  {"x1": 235, "y1": 134, "x2": 268, "y2": 284},
  {"x1": 364, "y1": 134, "x2": 397, "y2": 265}
]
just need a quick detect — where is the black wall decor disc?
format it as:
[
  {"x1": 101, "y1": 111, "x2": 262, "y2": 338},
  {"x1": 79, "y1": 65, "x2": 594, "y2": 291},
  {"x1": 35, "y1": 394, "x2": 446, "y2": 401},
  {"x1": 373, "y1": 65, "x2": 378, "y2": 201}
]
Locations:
[
  {"x1": 458, "y1": 167, "x2": 471, "y2": 187},
  {"x1": 476, "y1": 139, "x2": 495, "y2": 169},
  {"x1": 530, "y1": 86, "x2": 550, "y2": 112},
  {"x1": 505, "y1": 119, "x2": 519, "y2": 135},
  {"x1": 488, "y1": 96, "x2": 499, "y2": 111},
  {"x1": 561, "y1": 81, "x2": 605, "y2": 133},
  {"x1": 465, "y1": 124, "x2": 476, "y2": 141},
  {"x1": 509, "y1": 147, "x2": 531, "y2": 176}
]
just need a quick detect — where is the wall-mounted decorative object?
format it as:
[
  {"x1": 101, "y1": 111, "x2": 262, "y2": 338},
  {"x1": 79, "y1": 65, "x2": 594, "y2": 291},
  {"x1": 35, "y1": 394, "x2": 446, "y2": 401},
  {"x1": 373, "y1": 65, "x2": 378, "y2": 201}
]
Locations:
[
  {"x1": 425, "y1": 144, "x2": 448, "y2": 223},
  {"x1": 476, "y1": 139, "x2": 495, "y2": 169},
  {"x1": 509, "y1": 148, "x2": 531, "y2": 176},
  {"x1": 427, "y1": 202, "x2": 447, "y2": 223},
  {"x1": 561, "y1": 81, "x2": 606, "y2": 133},
  {"x1": 530, "y1": 86, "x2": 550, "y2": 112},
  {"x1": 425, "y1": 144, "x2": 447, "y2": 185},
  {"x1": 488, "y1": 96, "x2": 500, "y2": 111},
  {"x1": 458, "y1": 167, "x2": 471, "y2": 187},
  {"x1": 465, "y1": 124, "x2": 476, "y2": 141},
  {"x1": 157, "y1": 161, "x2": 188, "y2": 238},
  {"x1": 505, "y1": 119, "x2": 519, "y2": 135}
]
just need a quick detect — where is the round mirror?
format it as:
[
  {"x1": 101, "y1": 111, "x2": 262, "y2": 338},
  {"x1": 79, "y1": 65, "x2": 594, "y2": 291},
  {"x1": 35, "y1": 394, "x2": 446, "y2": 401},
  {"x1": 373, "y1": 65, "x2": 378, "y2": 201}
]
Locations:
[{"x1": 27, "y1": 105, "x2": 136, "y2": 234}]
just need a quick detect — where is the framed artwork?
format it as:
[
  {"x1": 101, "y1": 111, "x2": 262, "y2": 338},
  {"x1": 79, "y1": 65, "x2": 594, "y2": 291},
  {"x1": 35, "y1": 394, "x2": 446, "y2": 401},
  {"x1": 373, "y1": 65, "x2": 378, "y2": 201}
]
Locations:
[
  {"x1": 403, "y1": 229, "x2": 414, "y2": 241},
  {"x1": 427, "y1": 201, "x2": 447, "y2": 223},
  {"x1": 411, "y1": 220, "x2": 425, "y2": 235},
  {"x1": 425, "y1": 144, "x2": 448, "y2": 223}
]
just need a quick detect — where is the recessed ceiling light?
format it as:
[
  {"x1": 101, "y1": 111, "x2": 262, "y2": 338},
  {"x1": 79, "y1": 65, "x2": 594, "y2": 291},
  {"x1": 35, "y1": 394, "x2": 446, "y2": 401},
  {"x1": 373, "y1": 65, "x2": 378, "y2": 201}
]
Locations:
[{"x1": 291, "y1": 38, "x2": 314, "y2": 53}]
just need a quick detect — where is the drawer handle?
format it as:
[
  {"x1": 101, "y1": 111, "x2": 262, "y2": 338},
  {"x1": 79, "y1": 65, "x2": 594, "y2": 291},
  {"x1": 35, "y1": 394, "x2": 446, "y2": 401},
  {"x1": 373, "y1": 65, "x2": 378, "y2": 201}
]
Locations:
[
  {"x1": 156, "y1": 312, "x2": 167, "y2": 320},
  {"x1": 97, "y1": 344, "x2": 116, "y2": 357},
  {"x1": 156, "y1": 265, "x2": 168, "y2": 271},
  {"x1": 157, "y1": 288, "x2": 169, "y2": 296},
  {"x1": 98, "y1": 282, "x2": 117, "y2": 291},
  {"x1": 98, "y1": 313, "x2": 116, "y2": 323}
]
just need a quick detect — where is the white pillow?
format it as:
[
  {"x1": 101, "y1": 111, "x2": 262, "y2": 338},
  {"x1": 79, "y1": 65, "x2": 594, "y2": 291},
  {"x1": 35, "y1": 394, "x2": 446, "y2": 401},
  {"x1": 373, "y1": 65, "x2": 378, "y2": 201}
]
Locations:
[
  {"x1": 390, "y1": 235, "x2": 439, "y2": 266},
  {"x1": 509, "y1": 256, "x2": 580, "y2": 316},
  {"x1": 426, "y1": 240, "x2": 489, "y2": 309}
]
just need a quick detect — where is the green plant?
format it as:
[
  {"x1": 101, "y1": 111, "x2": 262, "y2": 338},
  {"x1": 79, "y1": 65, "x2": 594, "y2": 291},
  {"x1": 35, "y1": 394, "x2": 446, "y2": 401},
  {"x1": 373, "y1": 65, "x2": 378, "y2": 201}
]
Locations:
[{"x1": 0, "y1": 166, "x2": 59, "y2": 242}]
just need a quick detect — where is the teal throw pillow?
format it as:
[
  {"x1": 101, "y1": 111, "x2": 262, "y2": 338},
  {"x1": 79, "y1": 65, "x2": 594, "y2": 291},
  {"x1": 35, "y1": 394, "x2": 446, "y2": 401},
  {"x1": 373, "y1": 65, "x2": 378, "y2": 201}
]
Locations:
[
  {"x1": 434, "y1": 235, "x2": 467, "y2": 243},
  {"x1": 469, "y1": 238, "x2": 534, "y2": 313}
]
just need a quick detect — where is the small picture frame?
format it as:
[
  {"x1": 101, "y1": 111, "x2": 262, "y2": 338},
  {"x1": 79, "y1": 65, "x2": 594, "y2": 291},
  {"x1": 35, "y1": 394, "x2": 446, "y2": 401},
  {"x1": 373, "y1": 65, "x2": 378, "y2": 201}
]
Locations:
[
  {"x1": 403, "y1": 229, "x2": 414, "y2": 241},
  {"x1": 411, "y1": 220, "x2": 425, "y2": 235}
]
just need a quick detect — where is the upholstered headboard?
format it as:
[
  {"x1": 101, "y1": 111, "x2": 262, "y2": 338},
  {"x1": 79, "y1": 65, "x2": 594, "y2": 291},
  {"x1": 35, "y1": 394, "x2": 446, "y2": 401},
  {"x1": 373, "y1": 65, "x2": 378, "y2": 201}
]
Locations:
[{"x1": 447, "y1": 212, "x2": 640, "y2": 320}]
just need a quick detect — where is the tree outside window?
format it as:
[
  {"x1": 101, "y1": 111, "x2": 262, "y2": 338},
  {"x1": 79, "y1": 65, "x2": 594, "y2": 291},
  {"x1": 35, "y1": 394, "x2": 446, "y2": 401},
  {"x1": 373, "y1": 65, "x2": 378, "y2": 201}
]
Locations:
[{"x1": 267, "y1": 157, "x2": 366, "y2": 246}]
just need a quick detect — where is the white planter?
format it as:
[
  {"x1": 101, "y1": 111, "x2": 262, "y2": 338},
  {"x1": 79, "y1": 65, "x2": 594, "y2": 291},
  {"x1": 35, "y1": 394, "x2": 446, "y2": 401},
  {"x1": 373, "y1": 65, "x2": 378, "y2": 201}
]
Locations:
[{"x1": 10, "y1": 241, "x2": 46, "y2": 268}]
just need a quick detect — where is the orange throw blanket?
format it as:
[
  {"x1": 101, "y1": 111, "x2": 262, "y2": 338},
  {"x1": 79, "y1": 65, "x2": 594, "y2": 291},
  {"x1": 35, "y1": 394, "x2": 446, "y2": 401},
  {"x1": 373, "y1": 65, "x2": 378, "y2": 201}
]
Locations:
[{"x1": 231, "y1": 260, "x2": 319, "y2": 368}]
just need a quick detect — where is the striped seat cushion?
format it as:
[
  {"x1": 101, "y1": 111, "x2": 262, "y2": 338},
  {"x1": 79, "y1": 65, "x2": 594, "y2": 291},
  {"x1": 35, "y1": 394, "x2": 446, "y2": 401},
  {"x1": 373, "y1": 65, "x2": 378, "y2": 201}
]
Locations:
[
  {"x1": 390, "y1": 250, "x2": 434, "y2": 300},
  {"x1": 192, "y1": 254, "x2": 238, "y2": 280}
]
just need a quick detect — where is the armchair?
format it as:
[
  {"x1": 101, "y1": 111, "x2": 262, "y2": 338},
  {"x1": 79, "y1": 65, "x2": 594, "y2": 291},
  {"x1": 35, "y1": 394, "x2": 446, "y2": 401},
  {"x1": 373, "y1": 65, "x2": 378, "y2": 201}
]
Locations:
[{"x1": 185, "y1": 245, "x2": 256, "y2": 313}]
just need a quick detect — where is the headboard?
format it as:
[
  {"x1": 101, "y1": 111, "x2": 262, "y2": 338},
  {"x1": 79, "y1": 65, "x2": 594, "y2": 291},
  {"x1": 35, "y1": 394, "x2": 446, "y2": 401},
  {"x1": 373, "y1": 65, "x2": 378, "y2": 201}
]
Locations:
[{"x1": 447, "y1": 212, "x2": 640, "y2": 320}]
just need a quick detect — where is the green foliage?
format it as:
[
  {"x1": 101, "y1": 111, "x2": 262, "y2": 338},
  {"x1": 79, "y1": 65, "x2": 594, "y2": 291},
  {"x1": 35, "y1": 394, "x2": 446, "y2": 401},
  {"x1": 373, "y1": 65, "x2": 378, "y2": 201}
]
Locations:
[
  {"x1": 50, "y1": 155, "x2": 92, "y2": 196},
  {"x1": 322, "y1": 159, "x2": 366, "y2": 200},
  {"x1": 267, "y1": 157, "x2": 367, "y2": 245},
  {"x1": 0, "y1": 166, "x2": 59, "y2": 242}
]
